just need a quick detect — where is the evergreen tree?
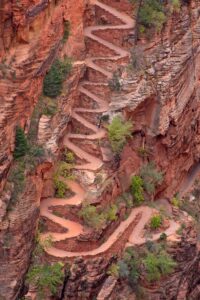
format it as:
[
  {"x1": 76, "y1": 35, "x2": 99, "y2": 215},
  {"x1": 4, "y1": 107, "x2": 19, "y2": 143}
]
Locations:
[{"x1": 13, "y1": 126, "x2": 29, "y2": 159}]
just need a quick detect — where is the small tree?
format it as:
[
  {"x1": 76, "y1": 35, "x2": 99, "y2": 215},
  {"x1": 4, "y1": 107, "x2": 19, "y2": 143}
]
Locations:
[
  {"x1": 26, "y1": 262, "x2": 64, "y2": 298},
  {"x1": 13, "y1": 127, "x2": 29, "y2": 159},
  {"x1": 131, "y1": 175, "x2": 144, "y2": 204},
  {"x1": 107, "y1": 116, "x2": 133, "y2": 153}
]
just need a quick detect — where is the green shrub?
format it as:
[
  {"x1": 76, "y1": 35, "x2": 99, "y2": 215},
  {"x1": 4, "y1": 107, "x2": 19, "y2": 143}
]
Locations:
[
  {"x1": 107, "y1": 263, "x2": 119, "y2": 278},
  {"x1": 170, "y1": 0, "x2": 181, "y2": 13},
  {"x1": 138, "y1": 0, "x2": 166, "y2": 33},
  {"x1": 150, "y1": 214, "x2": 162, "y2": 229},
  {"x1": 140, "y1": 162, "x2": 163, "y2": 197},
  {"x1": 65, "y1": 151, "x2": 75, "y2": 163},
  {"x1": 119, "y1": 248, "x2": 140, "y2": 289},
  {"x1": 105, "y1": 204, "x2": 118, "y2": 221},
  {"x1": 143, "y1": 251, "x2": 176, "y2": 282},
  {"x1": 107, "y1": 116, "x2": 132, "y2": 153},
  {"x1": 171, "y1": 196, "x2": 180, "y2": 207},
  {"x1": 43, "y1": 58, "x2": 72, "y2": 98},
  {"x1": 131, "y1": 175, "x2": 144, "y2": 204},
  {"x1": 79, "y1": 203, "x2": 106, "y2": 229},
  {"x1": 26, "y1": 262, "x2": 64, "y2": 298},
  {"x1": 56, "y1": 161, "x2": 75, "y2": 180},
  {"x1": 79, "y1": 202, "x2": 118, "y2": 229},
  {"x1": 53, "y1": 176, "x2": 68, "y2": 198},
  {"x1": 13, "y1": 127, "x2": 29, "y2": 159},
  {"x1": 53, "y1": 160, "x2": 75, "y2": 197}
]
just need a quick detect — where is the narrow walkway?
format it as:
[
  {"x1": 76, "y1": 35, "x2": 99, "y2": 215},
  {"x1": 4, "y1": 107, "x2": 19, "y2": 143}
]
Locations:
[{"x1": 40, "y1": 0, "x2": 179, "y2": 258}]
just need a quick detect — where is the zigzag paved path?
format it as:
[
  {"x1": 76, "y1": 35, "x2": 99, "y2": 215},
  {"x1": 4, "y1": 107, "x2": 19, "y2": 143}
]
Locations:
[{"x1": 40, "y1": 0, "x2": 179, "y2": 258}]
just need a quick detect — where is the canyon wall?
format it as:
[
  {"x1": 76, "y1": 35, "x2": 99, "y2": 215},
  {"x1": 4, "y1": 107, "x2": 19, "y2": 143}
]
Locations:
[
  {"x1": 0, "y1": 0, "x2": 86, "y2": 192},
  {"x1": 112, "y1": 0, "x2": 200, "y2": 198},
  {"x1": 0, "y1": 0, "x2": 86, "y2": 299}
]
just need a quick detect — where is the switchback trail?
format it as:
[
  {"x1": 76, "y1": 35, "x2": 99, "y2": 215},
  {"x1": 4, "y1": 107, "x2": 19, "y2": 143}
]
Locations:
[{"x1": 40, "y1": 0, "x2": 179, "y2": 258}]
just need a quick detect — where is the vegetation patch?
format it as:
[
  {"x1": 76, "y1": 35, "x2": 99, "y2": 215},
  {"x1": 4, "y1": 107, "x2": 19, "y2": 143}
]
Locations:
[
  {"x1": 43, "y1": 57, "x2": 72, "y2": 98},
  {"x1": 26, "y1": 262, "x2": 64, "y2": 298},
  {"x1": 131, "y1": 175, "x2": 144, "y2": 204},
  {"x1": 13, "y1": 127, "x2": 29, "y2": 159},
  {"x1": 107, "y1": 116, "x2": 132, "y2": 154},
  {"x1": 79, "y1": 202, "x2": 118, "y2": 229},
  {"x1": 130, "y1": 0, "x2": 181, "y2": 38},
  {"x1": 7, "y1": 126, "x2": 45, "y2": 209},
  {"x1": 117, "y1": 241, "x2": 176, "y2": 293},
  {"x1": 171, "y1": 196, "x2": 180, "y2": 207},
  {"x1": 53, "y1": 156, "x2": 75, "y2": 198},
  {"x1": 143, "y1": 250, "x2": 176, "y2": 282},
  {"x1": 150, "y1": 214, "x2": 162, "y2": 230}
]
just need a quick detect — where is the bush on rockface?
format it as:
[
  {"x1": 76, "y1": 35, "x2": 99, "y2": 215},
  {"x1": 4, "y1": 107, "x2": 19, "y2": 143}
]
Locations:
[
  {"x1": 26, "y1": 262, "x2": 64, "y2": 298},
  {"x1": 143, "y1": 251, "x2": 176, "y2": 282},
  {"x1": 130, "y1": 0, "x2": 181, "y2": 38},
  {"x1": 107, "y1": 116, "x2": 133, "y2": 154},
  {"x1": 139, "y1": 0, "x2": 166, "y2": 33},
  {"x1": 118, "y1": 243, "x2": 176, "y2": 291},
  {"x1": 43, "y1": 57, "x2": 72, "y2": 98},
  {"x1": 8, "y1": 126, "x2": 44, "y2": 209},
  {"x1": 53, "y1": 160, "x2": 75, "y2": 198},
  {"x1": 131, "y1": 175, "x2": 144, "y2": 204}
]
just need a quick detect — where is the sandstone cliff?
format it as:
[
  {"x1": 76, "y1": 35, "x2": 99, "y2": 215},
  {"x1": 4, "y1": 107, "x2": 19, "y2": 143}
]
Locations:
[{"x1": 0, "y1": 0, "x2": 86, "y2": 298}]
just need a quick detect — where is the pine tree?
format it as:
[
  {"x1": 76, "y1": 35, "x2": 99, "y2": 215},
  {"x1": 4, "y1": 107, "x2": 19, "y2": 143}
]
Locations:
[{"x1": 13, "y1": 126, "x2": 29, "y2": 159}]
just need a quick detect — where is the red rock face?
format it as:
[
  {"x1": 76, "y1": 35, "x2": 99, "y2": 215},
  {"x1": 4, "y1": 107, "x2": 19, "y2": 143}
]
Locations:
[
  {"x1": 0, "y1": 1, "x2": 86, "y2": 299},
  {"x1": 0, "y1": 0, "x2": 86, "y2": 192},
  {"x1": 111, "y1": 0, "x2": 200, "y2": 199}
]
